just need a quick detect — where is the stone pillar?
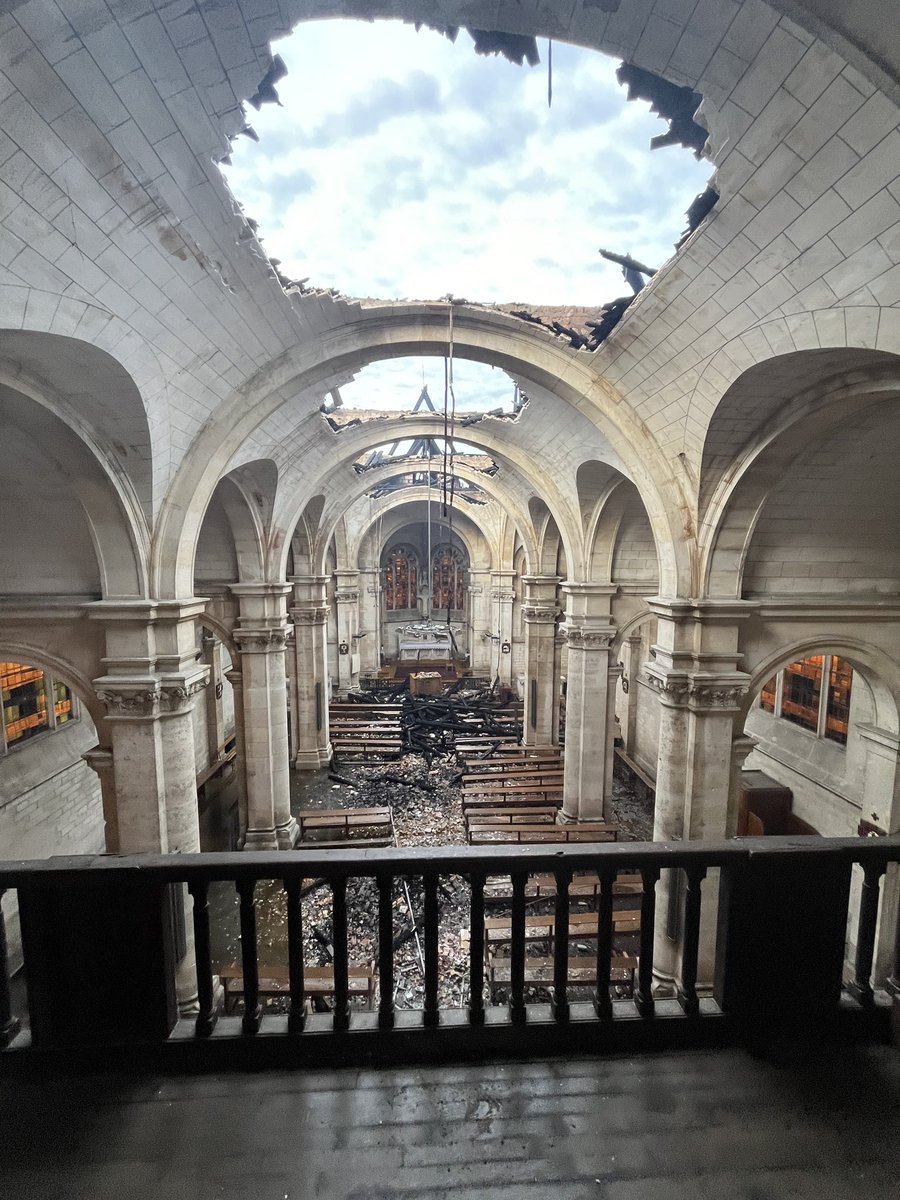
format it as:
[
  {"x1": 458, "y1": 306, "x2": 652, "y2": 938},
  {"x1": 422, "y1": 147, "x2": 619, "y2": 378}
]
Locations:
[
  {"x1": 90, "y1": 599, "x2": 209, "y2": 1014},
  {"x1": 560, "y1": 583, "x2": 617, "y2": 822},
  {"x1": 289, "y1": 575, "x2": 332, "y2": 772},
  {"x1": 90, "y1": 599, "x2": 209, "y2": 854},
  {"x1": 468, "y1": 570, "x2": 491, "y2": 674},
  {"x1": 728, "y1": 733, "x2": 758, "y2": 837},
  {"x1": 620, "y1": 633, "x2": 643, "y2": 755},
  {"x1": 231, "y1": 583, "x2": 297, "y2": 850},
  {"x1": 334, "y1": 570, "x2": 360, "y2": 694},
  {"x1": 224, "y1": 667, "x2": 248, "y2": 840},
  {"x1": 201, "y1": 631, "x2": 225, "y2": 764},
  {"x1": 358, "y1": 567, "x2": 381, "y2": 676},
  {"x1": 82, "y1": 745, "x2": 119, "y2": 853},
  {"x1": 490, "y1": 571, "x2": 516, "y2": 687},
  {"x1": 521, "y1": 575, "x2": 561, "y2": 748},
  {"x1": 644, "y1": 599, "x2": 753, "y2": 995},
  {"x1": 605, "y1": 663, "x2": 623, "y2": 802}
]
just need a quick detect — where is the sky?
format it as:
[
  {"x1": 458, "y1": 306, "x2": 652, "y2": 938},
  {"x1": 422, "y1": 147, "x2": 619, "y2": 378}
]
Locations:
[{"x1": 222, "y1": 19, "x2": 712, "y2": 408}]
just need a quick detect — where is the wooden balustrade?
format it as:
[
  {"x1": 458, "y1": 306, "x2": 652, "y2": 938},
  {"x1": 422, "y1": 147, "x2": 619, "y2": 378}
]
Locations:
[{"x1": 0, "y1": 837, "x2": 898, "y2": 1064}]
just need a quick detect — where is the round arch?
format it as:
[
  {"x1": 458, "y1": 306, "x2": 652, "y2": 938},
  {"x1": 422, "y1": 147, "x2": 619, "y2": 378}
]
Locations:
[
  {"x1": 740, "y1": 636, "x2": 900, "y2": 734},
  {"x1": 0, "y1": 641, "x2": 107, "y2": 736},
  {"x1": 354, "y1": 497, "x2": 487, "y2": 578},
  {"x1": 156, "y1": 306, "x2": 690, "y2": 598},
  {"x1": 307, "y1": 461, "x2": 539, "y2": 576}
]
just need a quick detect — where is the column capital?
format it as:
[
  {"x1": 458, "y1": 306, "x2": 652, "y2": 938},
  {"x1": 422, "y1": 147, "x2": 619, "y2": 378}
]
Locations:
[
  {"x1": 644, "y1": 665, "x2": 750, "y2": 711},
  {"x1": 94, "y1": 671, "x2": 209, "y2": 719},
  {"x1": 334, "y1": 589, "x2": 359, "y2": 604},
  {"x1": 82, "y1": 744, "x2": 114, "y2": 774},
  {"x1": 565, "y1": 627, "x2": 615, "y2": 650},
  {"x1": 290, "y1": 604, "x2": 329, "y2": 626},
  {"x1": 233, "y1": 627, "x2": 289, "y2": 653},
  {"x1": 521, "y1": 604, "x2": 560, "y2": 625}
]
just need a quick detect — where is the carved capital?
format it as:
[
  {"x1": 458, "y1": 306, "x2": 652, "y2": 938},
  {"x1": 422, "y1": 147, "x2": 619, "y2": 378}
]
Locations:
[
  {"x1": 291, "y1": 605, "x2": 329, "y2": 626},
  {"x1": 566, "y1": 628, "x2": 614, "y2": 650},
  {"x1": 234, "y1": 628, "x2": 288, "y2": 652},
  {"x1": 96, "y1": 686, "x2": 160, "y2": 717},
  {"x1": 521, "y1": 605, "x2": 560, "y2": 624},
  {"x1": 491, "y1": 589, "x2": 516, "y2": 603},
  {"x1": 644, "y1": 673, "x2": 690, "y2": 705},
  {"x1": 159, "y1": 678, "x2": 208, "y2": 712},
  {"x1": 334, "y1": 590, "x2": 359, "y2": 604},
  {"x1": 689, "y1": 683, "x2": 748, "y2": 710}
]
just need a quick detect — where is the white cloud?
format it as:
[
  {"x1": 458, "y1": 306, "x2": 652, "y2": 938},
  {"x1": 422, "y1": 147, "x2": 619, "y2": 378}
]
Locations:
[{"x1": 223, "y1": 20, "x2": 711, "y2": 307}]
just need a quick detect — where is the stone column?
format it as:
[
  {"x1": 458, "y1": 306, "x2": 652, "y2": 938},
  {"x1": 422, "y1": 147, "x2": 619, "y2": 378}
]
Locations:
[
  {"x1": 728, "y1": 733, "x2": 758, "y2": 837},
  {"x1": 289, "y1": 575, "x2": 332, "y2": 772},
  {"x1": 224, "y1": 667, "x2": 248, "y2": 840},
  {"x1": 201, "y1": 631, "x2": 225, "y2": 765},
  {"x1": 621, "y1": 633, "x2": 644, "y2": 755},
  {"x1": 82, "y1": 745, "x2": 119, "y2": 853},
  {"x1": 605, "y1": 663, "x2": 623, "y2": 802},
  {"x1": 90, "y1": 599, "x2": 209, "y2": 854},
  {"x1": 231, "y1": 583, "x2": 297, "y2": 850},
  {"x1": 560, "y1": 583, "x2": 617, "y2": 822},
  {"x1": 644, "y1": 599, "x2": 753, "y2": 995},
  {"x1": 334, "y1": 569, "x2": 360, "y2": 694},
  {"x1": 90, "y1": 599, "x2": 209, "y2": 1014},
  {"x1": 358, "y1": 567, "x2": 381, "y2": 676},
  {"x1": 490, "y1": 571, "x2": 516, "y2": 687},
  {"x1": 468, "y1": 570, "x2": 491, "y2": 674},
  {"x1": 521, "y1": 575, "x2": 561, "y2": 748}
]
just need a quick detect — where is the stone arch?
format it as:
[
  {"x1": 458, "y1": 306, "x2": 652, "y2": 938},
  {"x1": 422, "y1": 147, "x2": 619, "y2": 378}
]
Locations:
[
  {"x1": 741, "y1": 635, "x2": 900, "y2": 733},
  {"x1": 0, "y1": 640, "x2": 107, "y2": 737},
  {"x1": 701, "y1": 352, "x2": 900, "y2": 599},
  {"x1": 355, "y1": 499, "x2": 486, "y2": 577},
  {"x1": 194, "y1": 476, "x2": 267, "y2": 585},
  {"x1": 307, "y1": 460, "x2": 538, "y2": 576},
  {"x1": 0, "y1": 380, "x2": 149, "y2": 599},
  {"x1": 157, "y1": 306, "x2": 690, "y2": 599}
]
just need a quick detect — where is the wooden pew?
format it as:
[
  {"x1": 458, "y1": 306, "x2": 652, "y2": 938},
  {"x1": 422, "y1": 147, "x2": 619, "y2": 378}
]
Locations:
[
  {"x1": 483, "y1": 871, "x2": 642, "y2": 901},
  {"x1": 487, "y1": 953, "x2": 637, "y2": 996},
  {"x1": 218, "y1": 962, "x2": 376, "y2": 1011},
  {"x1": 462, "y1": 794, "x2": 562, "y2": 812},
  {"x1": 299, "y1": 806, "x2": 394, "y2": 847},
  {"x1": 467, "y1": 822, "x2": 618, "y2": 845},
  {"x1": 461, "y1": 783, "x2": 564, "y2": 799},
  {"x1": 464, "y1": 806, "x2": 559, "y2": 833},
  {"x1": 484, "y1": 909, "x2": 641, "y2": 947}
]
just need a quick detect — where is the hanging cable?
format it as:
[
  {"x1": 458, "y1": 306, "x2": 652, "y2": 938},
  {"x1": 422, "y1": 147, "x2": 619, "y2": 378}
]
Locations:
[{"x1": 547, "y1": 38, "x2": 553, "y2": 108}]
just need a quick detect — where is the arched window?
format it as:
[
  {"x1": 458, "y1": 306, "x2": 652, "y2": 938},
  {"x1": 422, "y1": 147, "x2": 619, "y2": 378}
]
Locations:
[
  {"x1": 432, "y1": 544, "x2": 466, "y2": 612},
  {"x1": 384, "y1": 545, "x2": 418, "y2": 611},
  {"x1": 1, "y1": 661, "x2": 76, "y2": 753}
]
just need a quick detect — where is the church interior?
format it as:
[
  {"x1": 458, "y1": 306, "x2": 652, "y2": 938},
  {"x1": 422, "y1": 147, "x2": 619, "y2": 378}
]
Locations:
[{"x1": 1, "y1": 1, "x2": 900, "y2": 1196}]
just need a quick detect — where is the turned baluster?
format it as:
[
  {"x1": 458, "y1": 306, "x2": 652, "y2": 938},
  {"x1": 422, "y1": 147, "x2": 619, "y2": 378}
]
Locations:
[
  {"x1": 677, "y1": 865, "x2": 707, "y2": 1017},
  {"x1": 188, "y1": 879, "x2": 217, "y2": 1037},
  {"x1": 594, "y1": 869, "x2": 615, "y2": 1020},
  {"x1": 331, "y1": 876, "x2": 350, "y2": 1031},
  {"x1": 237, "y1": 878, "x2": 261, "y2": 1035},
  {"x1": 284, "y1": 877, "x2": 305, "y2": 1033},
  {"x1": 377, "y1": 873, "x2": 395, "y2": 1030},
  {"x1": 468, "y1": 872, "x2": 486, "y2": 1025},
  {"x1": 634, "y1": 866, "x2": 660, "y2": 1018}
]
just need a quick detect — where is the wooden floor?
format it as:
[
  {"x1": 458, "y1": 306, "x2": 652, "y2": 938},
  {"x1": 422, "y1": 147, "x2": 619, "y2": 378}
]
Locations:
[{"x1": 1, "y1": 1044, "x2": 899, "y2": 1198}]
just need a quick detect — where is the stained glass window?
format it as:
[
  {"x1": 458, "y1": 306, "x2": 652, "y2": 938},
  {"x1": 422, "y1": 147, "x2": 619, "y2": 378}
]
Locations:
[
  {"x1": 432, "y1": 544, "x2": 466, "y2": 612},
  {"x1": 759, "y1": 675, "x2": 777, "y2": 712},
  {"x1": 781, "y1": 656, "x2": 823, "y2": 732},
  {"x1": 825, "y1": 657, "x2": 853, "y2": 745},
  {"x1": 1, "y1": 662, "x2": 75, "y2": 750},
  {"x1": 384, "y1": 546, "x2": 417, "y2": 611}
]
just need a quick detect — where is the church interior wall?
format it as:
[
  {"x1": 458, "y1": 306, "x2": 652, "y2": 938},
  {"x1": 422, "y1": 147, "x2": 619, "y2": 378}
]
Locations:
[{"x1": 0, "y1": 715, "x2": 104, "y2": 972}]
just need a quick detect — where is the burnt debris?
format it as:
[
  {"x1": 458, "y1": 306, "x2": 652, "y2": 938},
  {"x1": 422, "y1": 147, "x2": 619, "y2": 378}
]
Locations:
[
  {"x1": 677, "y1": 185, "x2": 720, "y2": 247},
  {"x1": 616, "y1": 63, "x2": 707, "y2": 156},
  {"x1": 415, "y1": 22, "x2": 540, "y2": 67}
]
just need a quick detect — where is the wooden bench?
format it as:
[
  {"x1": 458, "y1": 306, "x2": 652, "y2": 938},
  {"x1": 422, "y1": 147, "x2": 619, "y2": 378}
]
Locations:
[
  {"x1": 484, "y1": 909, "x2": 641, "y2": 947},
  {"x1": 299, "y1": 806, "x2": 394, "y2": 846},
  {"x1": 462, "y1": 794, "x2": 562, "y2": 812},
  {"x1": 462, "y1": 767, "x2": 564, "y2": 781},
  {"x1": 461, "y1": 783, "x2": 564, "y2": 799},
  {"x1": 487, "y1": 953, "x2": 638, "y2": 996},
  {"x1": 462, "y1": 759, "x2": 562, "y2": 773},
  {"x1": 467, "y1": 822, "x2": 619, "y2": 845},
  {"x1": 462, "y1": 777, "x2": 564, "y2": 791},
  {"x1": 464, "y1": 807, "x2": 559, "y2": 834},
  {"x1": 218, "y1": 962, "x2": 376, "y2": 1011},
  {"x1": 484, "y1": 871, "x2": 643, "y2": 901}
]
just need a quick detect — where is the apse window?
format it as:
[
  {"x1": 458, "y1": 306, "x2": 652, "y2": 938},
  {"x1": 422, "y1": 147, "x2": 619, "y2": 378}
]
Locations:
[
  {"x1": 758, "y1": 656, "x2": 853, "y2": 746},
  {"x1": 1, "y1": 662, "x2": 75, "y2": 754}
]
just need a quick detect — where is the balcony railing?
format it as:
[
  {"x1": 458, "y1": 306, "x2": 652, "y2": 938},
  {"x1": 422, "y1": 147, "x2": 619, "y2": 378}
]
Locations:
[{"x1": 1, "y1": 837, "x2": 898, "y2": 1067}]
